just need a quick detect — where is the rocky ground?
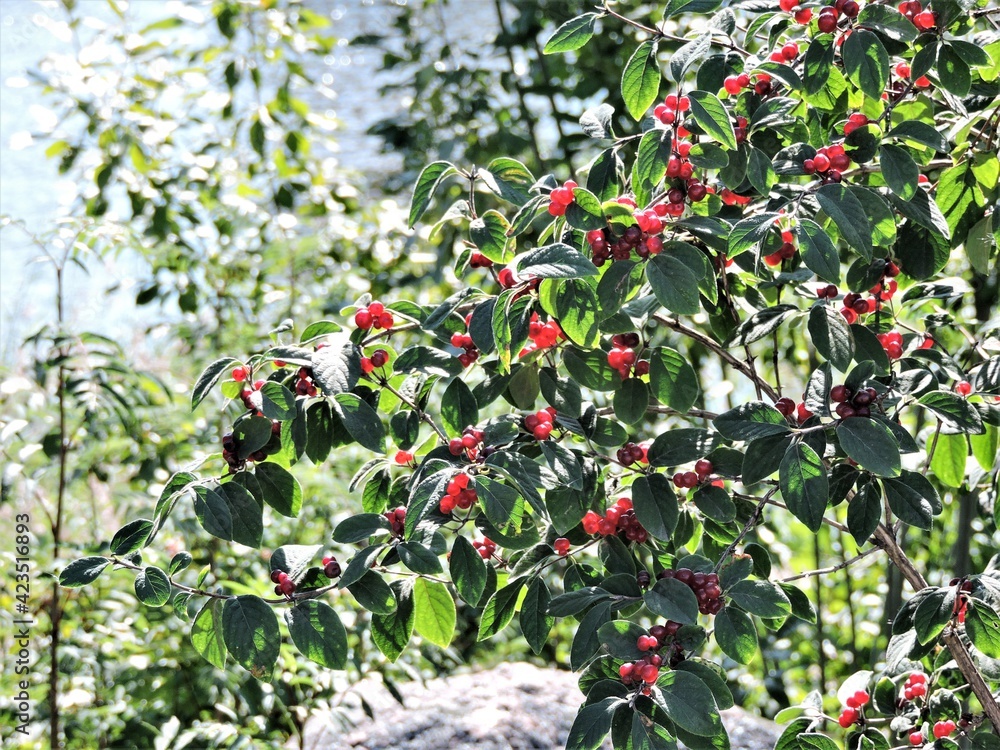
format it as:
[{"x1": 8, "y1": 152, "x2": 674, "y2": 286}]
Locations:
[{"x1": 299, "y1": 663, "x2": 780, "y2": 750}]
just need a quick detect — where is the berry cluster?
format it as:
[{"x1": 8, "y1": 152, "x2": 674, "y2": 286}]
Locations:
[
  {"x1": 778, "y1": 0, "x2": 815, "y2": 24},
  {"x1": 672, "y1": 459, "x2": 717, "y2": 489},
  {"x1": 764, "y1": 228, "x2": 799, "y2": 266},
  {"x1": 842, "y1": 112, "x2": 869, "y2": 137},
  {"x1": 520, "y1": 313, "x2": 565, "y2": 357},
  {"x1": 524, "y1": 407, "x2": 557, "y2": 441},
  {"x1": 815, "y1": 0, "x2": 860, "y2": 33},
  {"x1": 816, "y1": 284, "x2": 839, "y2": 299},
  {"x1": 293, "y1": 366, "x2": 319, "y2": 397},
  {"x1": 384, "y1": 506, "x2": 407, "y2": 537},
  {"x1": 439, "y1": 473, "x2": 477, "y2": 514},
  {"x1": 656, "y1": 568, "x2": 723, "y2": 615},
  {"x1": 774, "y1": 397, "x2": 814, "y2": 423},
  {"x1": 620, "y1": 621, "x2": 688, "y2": 694},
  {"x1": 448, "y1": 425, "x2": 486, "y2": 461},
  {"x1": 553, "y1": 537, "x2": 570, "y2": 556},
  {"x1": 361, "y1": 348, "x2": 389, "y2": 374},
  {"x1": 587, "y1": 222, "x2": 662, "y2": 266},
  {"x1": 932, "y1": 721, "x2": 957, "y2": 740},
  {"x1": 321, "y1": 554, "x2": 342, "y2": 579},
  {"x1": 902, "y1": 671, "x2": 927, "y2": 702},
  {"x1": 497, "y1": 268, "x2": 541, "y2": 295},
  {"x1": 876, "y1": 331, "x2": 905, "y2": 360},
  {"x1": 582, "y1": 497, "x2": 649, "y2": 543},
  {"x1": 653, "y1": 93, "x2": 690, "y2": 125},
  {"x1": 719, "y1": 188, "x2": 753, "y2": 207},
  {"x1": 237, "y1": 377, "x2": 268, "y2": 412},
  {"x1": 451, "y1": 316, "x2": 481, "y2": 368},
  {"x1": 394, "y1": 450, "x2": 414, "y2": 465},
  {"x1": 616, "y1": 441, "x2": 649, "y2": 467},
  {"x1": 831, "y1": 384, "x2": 878, "y2": 418},
  {"x1": 472, "y1": 537, "x2": 497, "y2": 560},
  {"x1": 724, "y1": 71, "x2": 776, "y2": 99},
  {"x1": 271, "y1": 569, "x2": 298, "y2": 598},
  {"x1": 354, "y1": 301, "x2": 394, "y2": 331},
  {"x1": 547, "y1": 179, "x2": 578, "y2": 217},
  {"x1": 770, "y1": 42, "x2": 800, "y2": 64},
  {"x1": 607, "y1": 333, "x2": 649, "y2": 380},
  {"x1": 898, "y1": 1, "x2": 936, "y2": 30},
  {"x1": 838, "y1": 690, "x2": 869, "y2": 728},
  {"x1": 803, "y1": 144, "x2": 850, "y2": 183}
]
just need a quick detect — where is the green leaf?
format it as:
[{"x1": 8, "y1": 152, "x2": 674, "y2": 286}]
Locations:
[
  {"x1": 808, "y1": 305, "x2": 854, "y2": 372},
  {"x1": 851, "y1": 324, "x2": 891, "y2": 374},
  {"x1": 483, "y1": 157, "x2": 535, "y2": 206},
  {"x1": 727, "y1": 579, "x2": 792, "y2": 618},
  {"x1": 191, "y1": 357, "x2": 238, "y2": 410},
  {"x1": 796, "y1": 220, "x2": 841, "y2": 283},
  {"x1": 470, "y1": 210, "x2": 511, "y2": 263},
  {"x1": 333, "y1": 513, "x2": 392, "y2": 544},
  {"x1": 887, "y1": 121, "x2": 949, "y2": 152},
  {"x1": 879, "y1": 144, "x2": 919, "y2": 201},
  {"x1": 727, "y1": 212, "x2": 779, "y2": 259},
  {"x1": 516, "y1": 242, "x2": 599, "y2": 279},
  {"x1": 648, "y1": 428, "x2": 721, "y2": 467},
  {"x1": 394, "y1": 344, "x2": 464, "y2": 377},
  {"x1": 735, "y1": 305, "x2": 799, "y2": 347},
  {"x1": 371, "y1": 580, "x2": 415, "y2": 662},
  {"x1": 441, "y1": 378, "x2": 479, "y2": 437},
  {"x1": 191, "y1": 599, "x2": 227, "y2": 668},
  {"x1": 478, "y1": 577, "x2": 526, "y2": 640},
  {"x1": 520, "y1": 578, "x2": 554, "y2": 654},
  {"x1": 565, "y1": 187, "x2": 608, "y2": 231},
  {"x1": 929, "y1": 432, "x2": 967, "y2": 488},
  {"x1": 746, "y1": 146, "x2": 776, "y2": 194},
  {"x1": 408, "y1": 161, "x2": 456, "y2": 227},
  {"x1": 311, "y1": 342, "x2": 362, "y2": 396},
  {"x1": 412, "y1": 577, "x2": 456, "y2": 648},
  {"x1": 219, "y1": 481, "x2": 263, "y2": 548},
  {"x1": 967, "y1": 215, "x2": 996, "y2": 276},
  {"x1": 742, "y1": 434, "x2": 793, "y2": 485},
  {"x1": 254, "y1": 462, "x2": 302, "y2": 518},
  {"x1": 614, "y1": 378, "x2": 650, "y2": 426},
  {"x1": 192, "y1": 485, "x2": 233, "y2": 541},
  {"x1": 856, "y1": 4, "x2": 917, "y2": 42},
  {"x1": 631, "y1": 473, "x2": 678, "y2": 542},
  {"x1": 779, "y1": 442, "x2": 829, "y2": 532},
  {"x1": 222, "y1": 595, "x2": 280, "y2": 681},
  {"x1": 669, "y1": 32, "x2": 711, "y2": 84},
  {"x1": 645, "y1": 577, "x2": 700, "y2": 624},
  {"x1": 693, "y1": 484, "x2": 736, "y2": 523},
  {"x1": 285, "y1": 601, "x2": 348, "y2": 669},
  {"x1": 541, "y1": 441, "x2": 583, "y2": 490},
  {"x1": 110, "y1": 518, "x2": 153, "y2": 556},
  {"x1": 333, "y1": 393, "x2": 386, "y2": 452},
  {"x1": 260, "y1": 381, "x2": 295, "y2": 420},
  {"x1": 837, "y1": 418, "x2": 901, "y2": 477},
  {"x1": 647, "y1": 255, "x2": 700, "y2": 315},
  {"x1": 134, "y1": 566, "x2": 171, "y2": 607},
  {"x1": 544, "y1": 13, "x2": 598, "y2": 54},
  {"x1": 397, "y1": 542, "x2": 444, "y2": 575},
  {"x1": 632, "y1": 129, "x2": 673, "y2": 207},
  {"x1": 659, "y1": 671, "x2": 722, "y2": 736},
  {"x1": 966, "y1": 603, "x2": 1000, "y2": 658},
  {"x1": 847, "y1": 483, "x2": 882, "y2": 546},
  {"x1": 913, "y1": 588, "x2": 955, "y2": 644},
  {"x1": 688, "y1": 91, "x2": 738, "y2": 150},
  {"x1": 714, "y1": 606, "x2": 758, "y2": 663},
  {"x1": 816, "y1": 184, "x2": 873, "y2": 259},
  {"x1": 971, "y1": 425, "x2": 999, "y2": 472},
  {"x1": 450, "y1": 535, "x2": 488, "y2": 604},
  {"x1": 349, "y1": 569, "x2": 398, "y2": 615},
  {"x1": 843, "y1": 29, "x2": 889, "y2": 99},
  {"x1": 883, "y1": 472, "x2": 940, "y2": 529},
  {"x1": 476, "y1": 476, "x2": 525, "y2": 533},
  {"x1": 890, "y1": 188, "x2": 951, "y2": 241},
  {"x1": 270, "y1": 544, "x2": 322, "y2": 581},
  {"x1": 169, "y1": 552, "x2": 193, "y2": 576},
  {"x1": 803, "y1": 39, "x2": 834, "y2": 94},
  {"x1": 937, "y1": 44, "x2": 971, "y2": 97},
  {"x1": 648, "y1": 346, "x2": 699, "y2": 413},
  {"x1": 918, "y1": 391, "x2": 985, "y2": 433},
  {"x1": 622, "y1": 41, "x2": 661, "y2": 120},
  {"x1": 567, "y1": 697, "x2": 620, "y2": 750},
  {"x1": 715, "y1": 402, "x2": 791, "y2": 441}
]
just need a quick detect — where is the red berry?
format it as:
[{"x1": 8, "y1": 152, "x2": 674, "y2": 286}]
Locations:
[
  {"x1": 817, "y1": 12, "x2": 838, "y2": 32},
  {"x1": 354, "y1": 308, "x2": 373, "y2": 329},
  {"x1": 361, "y1": 357, "x2": 375, "y2": 374},
  {"x1": 371, "y1": 349, "x2": 389, "y2": 368},
  {"x1": 933, "y1": 721, "x2": 953, "y2": 739},
  {"x1": 640, "y1": 664, "x2": 660, "y2": 684},
  {"x1": 782, "y1": 42, "x2": 799, "y2": 60},
  {"x1": 913, "y1": 10, "x2": 935, "y2": 28},
  {"x1": 724, "y1": 76, "x2": 742, "y2": 94},
  {"x1": 794, "y1": 7, "x2": 813, "y2": 23},
  {"x1": 956, "y1": 380, "x2": 972, "y2": 396},
  {"x1": 394, "y1": 450, "x2": 414, "y2": 464},
  {"x1": 270, "y1": 570, "x2": 283, "y2": 584},
  {"x1": 498, "y1": 268, "x2": 516, "y2": 288},
  {"x1": 843, "y1": 0, "x2": 859, "y2": 16},
  {"x1": 909, "y1": 732, "x2": 923, "y2": 746},
  {"x1": 839, "y1": 708, "x2": 858, "y2": 728},
  {"x1": 695, "y1": 459, "x2": 713, "y2": 476},
  {"x1": 232, "y1": 366, "x2": 249, "y2": 382},
  {"x1": 533, "y1": 423, "x2": 553, "y2": 440}
]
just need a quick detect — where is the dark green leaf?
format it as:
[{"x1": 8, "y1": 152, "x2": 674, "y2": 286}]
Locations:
[
  {"x1": 843, "y1": 30, "x2": 889, "y2": 99},
  {"x1": 847, "y1": 483, "x2": 882, "y2": 545},
  {"x1": 727, "y1": 579, "x2": 791, "y2": 618},
  {"x1": 134, "y1": 566, "x2": 171, "y2": 607},
  {"x1": 333, "y1": 393, "x2": 386, "y2": 452},
  {"x1": 567, "y1": 697, "x2": 621, "y2": 750},
  {"x1": 631, "y1": 473, "x2": 678, "y2": 542},
  {"x1": 715, "y1": 402, "x2": 791, "y2": 441},
  {"x1": 478, "y1": 577, "x2": 526, "y2": 640},
  {"x1": 688, "y1": 91, "x2": 738, "y2": 150},
  {"x1": 285, "y1": 601, "x2": 348, "y2": 669},
  {"x1": 255, "y1": 462, "x2": 302, "y2": 517},
  {"x1": 622, "y1": 41, "x2": 661, "y2": 120},
  {"x1": 648, "y1": 428, "x2": 721, "y2": 467},
  {"x1": 516, "y1": 243, "x2": 599, "y2": 279},
  {"x1": 645, "y1": 577, "x2": 700, "y2": 624},
  {"x1": 110, "y1": 518, "x2": 153, "y2": 556},
  {"x1": 879, "y1": 144, "x2": 919, "y2": 201},
  {"x1": 222, "y1": 595, "x2": 280, "y2": 681},
  {"x1": 191, "y1": 356, "x2": 237, "y2": 410},
  {"x1": 544, "y1": 13, "x2": 598, "y2": 54},
  {"x1": 647, "y1": 255, "x2": 700, "y2": 315},
  {"x1": 816, "y1": 184, "x2": 873, "y2": 259},
  {"x1": 659, "y1": 671, "x2": 722, "y2": 736},
  {"x1": 808, "y1": 305, "x2": 854, "y2": 372},
  {"x1": 520, "y1": 578, "x2": 554, "y2": 654},
  {"x1": 779, "y1": 442, "x2": 829, "y2": 532},
  {"x1": 371, "y1": 580, "x2": 415, "y2": 662},
  {"x1": 837, "y1": 418, "x2": 901, "y2": 477},
  {"x1": 918, "y1": 390, "x2": 985, "y2": 433}
]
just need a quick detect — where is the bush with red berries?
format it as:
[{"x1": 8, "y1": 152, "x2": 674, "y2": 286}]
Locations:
[{"x1": 63, "y1": 3, "x2": 1000, "y2": 750}]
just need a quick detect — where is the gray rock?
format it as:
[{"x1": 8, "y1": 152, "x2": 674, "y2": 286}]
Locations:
[{"x1": 300, "y1": 663, "x2": 780, "y2": 750}]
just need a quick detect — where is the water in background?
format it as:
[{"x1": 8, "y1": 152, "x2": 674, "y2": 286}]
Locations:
[{"x1": 0, "y1": 0, "x2": 497, "y2": 364}]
